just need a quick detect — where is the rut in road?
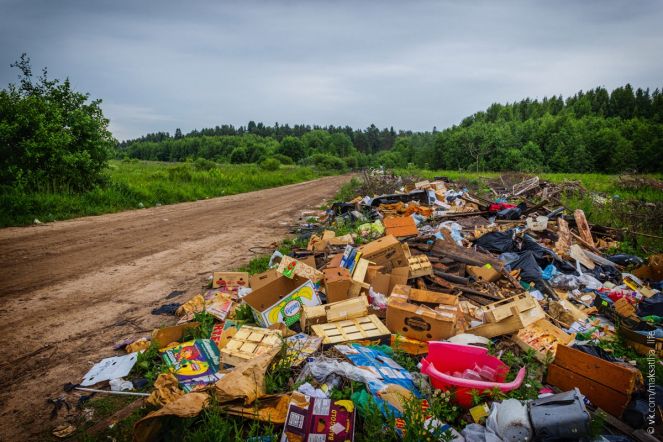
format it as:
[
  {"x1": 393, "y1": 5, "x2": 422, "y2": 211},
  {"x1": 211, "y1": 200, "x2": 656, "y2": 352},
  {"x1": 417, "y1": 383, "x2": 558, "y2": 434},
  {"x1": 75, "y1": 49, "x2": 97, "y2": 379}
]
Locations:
[{"x1": 0, "y1": 174, "x2": 352, "y2": 440}]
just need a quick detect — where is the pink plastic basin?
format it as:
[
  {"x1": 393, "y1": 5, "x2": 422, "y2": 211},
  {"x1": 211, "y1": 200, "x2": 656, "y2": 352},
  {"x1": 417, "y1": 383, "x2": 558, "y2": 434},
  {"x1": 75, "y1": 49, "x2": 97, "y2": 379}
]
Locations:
[{"x1": 421, "y1": 342, "x2": 526, "y2": 407}]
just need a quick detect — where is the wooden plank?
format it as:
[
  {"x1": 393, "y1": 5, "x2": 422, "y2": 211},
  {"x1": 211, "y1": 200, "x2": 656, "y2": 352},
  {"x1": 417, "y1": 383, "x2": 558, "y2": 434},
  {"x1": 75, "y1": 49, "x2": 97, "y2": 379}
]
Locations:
[
  {"x1": 408, "y1": 255, "x2": 433, "y2": 278},
  {"x1": 547, "y1": 364, "x2": 629, "y2": 418},
  {"x1": 555, "y1": 218, "x2": 572, "y2": 255},
  {"x1": 553, "y1": 344, "x2": 640, "y2": 394},
  {"x1": 569, "y1": 244, "x2": 595, "y2": 270},
  {"x1": 574, "y1": 209, "x2": 596, "y2": 248}
]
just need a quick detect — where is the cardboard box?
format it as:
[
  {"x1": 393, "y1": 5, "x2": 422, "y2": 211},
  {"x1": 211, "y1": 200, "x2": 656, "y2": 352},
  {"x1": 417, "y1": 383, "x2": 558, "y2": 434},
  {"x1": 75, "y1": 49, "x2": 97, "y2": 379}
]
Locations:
[
  {"x1": 349, "y1": 258, "x2": 370, "y2": 297},
  {"x1": 404, "y1": 286, "x2": 459, "y2": 307},
  {"x1": 212, "y1": 272, "x2": 250, "y2": 290},
  {"x1": 466, "y1": 264, "x2": 501, "y2": 283},
  {"x1": 383, "y1": 216, "x2": 419, "y2": 238},
  {"x1": 323, "y1": 267, "x2": 353, "y2": 303},
  {"x1": 390, "y1": 334, "x2": 429, "y2": 355},
  {"x1": 358, "y1": 235, "x2": 408, "y2": 268},
  {"x1": 388, "y1": 266, "x2": 410, "y2": 294},
  {"x1": 546, "y1": 344, "x2": 642, "y2": 417},
  {"x1": 243, "y1": 275, "x2": 321, "y2": 327},
  {"x1": 277, "y1": 255, "x2": 324, "y2": 283},
  {"x1": 300, "y1": 296, "x2": 369, "y2": 330},
  {"x1": 481, "y1": 293, "x2": 538, "y2": 323},
  {"x1": 250, "y1": 268, "x2": 280, "y2": 291},
  {"x1": 466, "y1": 303, "x2": 546, "y2": 338},
  {"x1": 220, "y1": 325, "x2": 283, "y2": 366},
  {"x1": 151, "y1": 322, "x2": 200, "y2": 348},
  {"x1": 311, "y1": 314, "x2": 391, "y2": 346},
  {"x1": 281, "y1": 392, "x2": 356, "y2": 442},
  {"x1": 512, "y1": 318, "x2": 575, "y2": 363},
  {"x1": 387, "y1": 284, "x2": 459, "y2": 341}
]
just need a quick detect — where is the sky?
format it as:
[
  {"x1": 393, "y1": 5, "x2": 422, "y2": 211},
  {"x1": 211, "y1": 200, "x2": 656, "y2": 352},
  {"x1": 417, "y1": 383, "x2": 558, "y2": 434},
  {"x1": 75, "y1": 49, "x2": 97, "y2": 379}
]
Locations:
[{"x1": 1, "y1": 0, "x2": 662, "y2": 141}]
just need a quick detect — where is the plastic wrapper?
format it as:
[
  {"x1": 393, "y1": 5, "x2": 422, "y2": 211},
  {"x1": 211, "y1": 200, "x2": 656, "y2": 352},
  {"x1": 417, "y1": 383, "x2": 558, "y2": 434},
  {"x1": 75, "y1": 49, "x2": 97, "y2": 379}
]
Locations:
[
  {"x1": 550, "y1": 274, "x2": 580, "y2": 290},
  {"x1": 296, "y1": 356, "x2": 380, "y2": 386},
  {"x1": 578, "y1": 273, "x2": 602, "y2": 290},
  {"x1": 368, "y1": 287, "x2": 388, "y2": 310}
]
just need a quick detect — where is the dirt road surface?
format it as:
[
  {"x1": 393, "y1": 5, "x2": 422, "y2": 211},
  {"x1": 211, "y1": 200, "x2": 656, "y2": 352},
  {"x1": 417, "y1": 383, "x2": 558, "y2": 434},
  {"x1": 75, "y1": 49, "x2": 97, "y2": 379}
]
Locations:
[{"x1": 0, "y1": 174, "x2": 351, "y2": 440}]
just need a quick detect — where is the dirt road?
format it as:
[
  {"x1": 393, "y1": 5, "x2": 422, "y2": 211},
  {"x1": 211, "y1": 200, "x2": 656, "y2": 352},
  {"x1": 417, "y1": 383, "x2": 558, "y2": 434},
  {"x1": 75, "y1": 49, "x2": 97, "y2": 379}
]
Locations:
[{"x1": 0, "y1": 174, "x2": 351, "y2": 440}]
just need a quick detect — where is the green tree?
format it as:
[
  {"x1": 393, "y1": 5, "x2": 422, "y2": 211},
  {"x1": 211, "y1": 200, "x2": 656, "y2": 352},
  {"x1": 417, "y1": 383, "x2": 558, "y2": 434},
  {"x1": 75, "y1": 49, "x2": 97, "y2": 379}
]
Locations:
[
  {"x1": 0, "y1": 54, "x2": 114, "y2": 191},
  {"x1": 277, "y1": 136, "x2": 305, "y2": 161}
]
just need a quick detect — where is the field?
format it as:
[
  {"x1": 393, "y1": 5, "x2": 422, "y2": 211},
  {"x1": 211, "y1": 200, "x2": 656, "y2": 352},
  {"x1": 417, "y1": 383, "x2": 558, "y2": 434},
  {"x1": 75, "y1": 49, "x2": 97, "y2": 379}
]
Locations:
[
  {"x1": 400, "y1": 169, "x2": 663, "y2": 254},
  {"x1": 0, "y1": 160, "x2": 328, "y2": 227}
]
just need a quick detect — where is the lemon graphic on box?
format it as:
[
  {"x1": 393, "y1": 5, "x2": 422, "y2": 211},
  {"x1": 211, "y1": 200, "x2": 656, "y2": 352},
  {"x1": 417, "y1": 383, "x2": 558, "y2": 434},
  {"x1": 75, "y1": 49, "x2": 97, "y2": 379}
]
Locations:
[{"x1": 267, "y1": 285, "x2": 315, "y2": 326}]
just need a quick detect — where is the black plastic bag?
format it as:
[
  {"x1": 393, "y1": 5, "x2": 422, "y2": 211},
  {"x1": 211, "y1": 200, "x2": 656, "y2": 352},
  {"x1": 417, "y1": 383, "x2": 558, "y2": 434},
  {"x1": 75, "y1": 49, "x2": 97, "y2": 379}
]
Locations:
[
  {"x1": 473, "y1": 229, "x2": 516, "y2": 254},
  {"x1": 637, "y1": 292, "x2": 663, "y2": 317}
]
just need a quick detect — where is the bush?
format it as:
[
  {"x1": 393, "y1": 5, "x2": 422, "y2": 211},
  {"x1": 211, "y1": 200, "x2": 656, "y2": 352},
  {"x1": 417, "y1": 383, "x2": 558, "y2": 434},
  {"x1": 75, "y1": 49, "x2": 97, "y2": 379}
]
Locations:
[
  {"x1": 230, "y1": 147, "x2": 249, "y2": 164},
  {"x1": 192, "y1": 157, "x2": 217, "y2": 171},
  {"x1": 304, "y1": 153, "x2": 347, "y2": 171},
  {"x1": 259, "y1": 158, "x2": 281, "y2": 171},
  {"x1": 0, "y1": 54, "x2": 114, "y2": 192},
  {"x1": 271, "y1": 153, "x2": 294, "y2": 165}
]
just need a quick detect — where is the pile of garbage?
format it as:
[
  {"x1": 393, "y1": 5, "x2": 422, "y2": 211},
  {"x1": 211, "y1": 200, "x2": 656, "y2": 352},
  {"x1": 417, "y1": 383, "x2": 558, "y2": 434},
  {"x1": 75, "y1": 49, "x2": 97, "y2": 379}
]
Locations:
[{"x1": 64, "y1": 174, "x2": 662, "y2": 441}]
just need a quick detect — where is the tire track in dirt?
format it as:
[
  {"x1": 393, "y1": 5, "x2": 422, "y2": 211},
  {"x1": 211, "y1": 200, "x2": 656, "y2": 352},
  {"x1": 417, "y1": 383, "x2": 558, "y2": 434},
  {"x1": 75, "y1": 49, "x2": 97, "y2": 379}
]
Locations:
[{"x1": 0, "y1": 174, "x2": 351, "y2": 440}]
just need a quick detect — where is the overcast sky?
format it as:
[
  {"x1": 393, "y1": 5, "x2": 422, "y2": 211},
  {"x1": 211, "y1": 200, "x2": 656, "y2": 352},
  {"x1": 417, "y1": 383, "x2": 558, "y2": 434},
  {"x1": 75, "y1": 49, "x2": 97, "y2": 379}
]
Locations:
[{"x1": 1, "y1": 0, "x2": 662, "y2": 140}]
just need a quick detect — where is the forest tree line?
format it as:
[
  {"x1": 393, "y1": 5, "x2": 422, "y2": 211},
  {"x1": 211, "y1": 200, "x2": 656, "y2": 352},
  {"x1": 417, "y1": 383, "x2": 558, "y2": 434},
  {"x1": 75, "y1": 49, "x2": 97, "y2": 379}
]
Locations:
[{"x1": 118, "y1": 84, "x2": 663, "y2": 173}]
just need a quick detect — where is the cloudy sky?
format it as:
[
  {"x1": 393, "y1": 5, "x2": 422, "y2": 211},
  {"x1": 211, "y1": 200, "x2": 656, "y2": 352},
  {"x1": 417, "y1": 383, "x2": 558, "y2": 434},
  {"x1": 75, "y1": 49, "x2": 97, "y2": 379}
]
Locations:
[{"x1": 1, "y1": 0, "x2": 662, "y2": 140}]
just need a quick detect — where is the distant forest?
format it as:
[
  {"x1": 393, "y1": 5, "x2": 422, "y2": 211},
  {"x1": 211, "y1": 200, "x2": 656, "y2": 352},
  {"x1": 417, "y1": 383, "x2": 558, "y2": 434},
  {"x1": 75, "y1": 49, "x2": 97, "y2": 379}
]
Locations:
[{"x1": 118, "y1": 84, "x2": 663, "y2": 173}]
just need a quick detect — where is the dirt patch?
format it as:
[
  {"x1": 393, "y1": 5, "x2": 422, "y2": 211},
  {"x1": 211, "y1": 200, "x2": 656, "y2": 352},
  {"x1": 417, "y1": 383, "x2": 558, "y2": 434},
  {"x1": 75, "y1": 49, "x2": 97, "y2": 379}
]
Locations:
[{"x1": 0, "y1": 174, "x2": 352, "y2": 440}]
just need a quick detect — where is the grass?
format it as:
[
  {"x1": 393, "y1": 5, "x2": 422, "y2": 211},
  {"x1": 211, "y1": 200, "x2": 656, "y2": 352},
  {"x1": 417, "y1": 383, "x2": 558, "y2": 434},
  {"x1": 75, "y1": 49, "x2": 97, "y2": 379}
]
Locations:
[{"x1": 0, "y1": 160, "x2": 331, "y2": 227}]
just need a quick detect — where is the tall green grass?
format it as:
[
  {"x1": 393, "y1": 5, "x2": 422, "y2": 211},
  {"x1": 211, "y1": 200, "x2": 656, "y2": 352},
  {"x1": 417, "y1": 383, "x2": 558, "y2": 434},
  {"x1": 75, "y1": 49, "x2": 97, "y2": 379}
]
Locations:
[{"x1": 0, "y1": 160, "x2": 329, "y2": 227}]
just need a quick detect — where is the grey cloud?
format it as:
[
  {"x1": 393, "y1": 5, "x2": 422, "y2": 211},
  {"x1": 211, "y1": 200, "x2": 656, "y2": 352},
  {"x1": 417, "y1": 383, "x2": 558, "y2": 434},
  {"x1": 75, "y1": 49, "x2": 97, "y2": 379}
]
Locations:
[{"x1": 1, "y1": 0, "x2": 661, "y2": 140}]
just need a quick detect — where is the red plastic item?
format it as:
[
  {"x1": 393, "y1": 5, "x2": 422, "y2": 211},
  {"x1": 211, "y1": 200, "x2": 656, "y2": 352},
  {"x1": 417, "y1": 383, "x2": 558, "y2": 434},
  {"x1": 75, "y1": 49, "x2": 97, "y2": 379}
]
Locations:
[{"x1": 421, "y1": 342, "x2": 527, "y2": 407}]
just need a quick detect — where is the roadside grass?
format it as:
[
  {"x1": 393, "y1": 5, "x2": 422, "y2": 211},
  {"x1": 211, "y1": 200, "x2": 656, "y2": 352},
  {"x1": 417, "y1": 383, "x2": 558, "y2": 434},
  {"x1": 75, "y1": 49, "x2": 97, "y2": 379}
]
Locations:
[{"x1": 0, "y1": 160, "x2": 330, "y2": 228}]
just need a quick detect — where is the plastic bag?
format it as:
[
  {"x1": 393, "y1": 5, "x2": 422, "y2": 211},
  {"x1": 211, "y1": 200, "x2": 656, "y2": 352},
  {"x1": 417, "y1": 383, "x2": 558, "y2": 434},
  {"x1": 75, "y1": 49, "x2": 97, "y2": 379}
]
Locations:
[
  {"x1": 296, "y1": 356, "x2": 380, "y2": 386},
  {"x1": 462, "y1": 423, "x2": 503, "y2": 442},
  {"x1": 550, "y1": 274, "x2": 580, "y2": 290},
  {"x1": 439, "y1": 221, "x2": 464, "y2": 244},
  {"x1": 368, "y1": 287, "x2": 388, "y2": 310},
  {"x1": 578, "y1": 273, "x2": 602, "y2": 290},
  {"x1": 474, "y1": 230, "x2": 516, "y2": 254}
]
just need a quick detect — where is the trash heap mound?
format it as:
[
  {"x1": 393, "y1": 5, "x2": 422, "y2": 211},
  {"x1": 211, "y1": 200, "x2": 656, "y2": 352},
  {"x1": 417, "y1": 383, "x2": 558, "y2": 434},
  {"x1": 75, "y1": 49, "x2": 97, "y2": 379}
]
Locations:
[{"x1": 64, "y1": 174, "x2": 662, "y2": 441}]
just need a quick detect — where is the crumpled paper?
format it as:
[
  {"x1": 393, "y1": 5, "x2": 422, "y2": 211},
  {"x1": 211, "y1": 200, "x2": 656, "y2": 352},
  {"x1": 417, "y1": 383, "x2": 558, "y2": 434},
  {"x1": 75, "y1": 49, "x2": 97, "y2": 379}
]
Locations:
[
  {"x1": 146, "y1": 373, "x2": 184, "y2": 407},
  {"x1": 134, "y1": 346, "x2": 280, "y2": 442}
]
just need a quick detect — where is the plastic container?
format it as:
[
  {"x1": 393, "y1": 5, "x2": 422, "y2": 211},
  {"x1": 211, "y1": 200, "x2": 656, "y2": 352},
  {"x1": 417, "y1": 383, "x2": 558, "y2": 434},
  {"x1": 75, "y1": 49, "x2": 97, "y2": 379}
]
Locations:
[
  {"x1": 528, "y1": 388, "x2": 590, "y2": 441},
  {"x1": 420, "y1": 342, "x2": 526, "y2": 407}
]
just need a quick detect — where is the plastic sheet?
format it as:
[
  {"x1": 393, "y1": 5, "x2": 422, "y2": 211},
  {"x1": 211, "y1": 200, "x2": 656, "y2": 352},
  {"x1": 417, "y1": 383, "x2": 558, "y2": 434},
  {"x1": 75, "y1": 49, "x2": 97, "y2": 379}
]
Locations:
[{"x1": 296, "y1": 356, "x2": 380, "y2": 386}]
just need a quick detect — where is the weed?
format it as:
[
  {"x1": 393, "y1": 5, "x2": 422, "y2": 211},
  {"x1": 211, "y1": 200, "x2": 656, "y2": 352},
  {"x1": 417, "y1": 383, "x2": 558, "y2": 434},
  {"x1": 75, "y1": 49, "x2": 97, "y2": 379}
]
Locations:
[
  {"x1": 334, "y1": 177, "x2": 362, "y2": 202},
  {"x1": 238, "y1": 255, "x2": 270, "y2": 275},
  {"x1": 183, "y1": 311, "x2": 216, "y2": 341},
  {"x1": 264, "y1": 339, "x2": 294, "y2": 394},
  {"x1": 233, "y1": 303, "x2": 256, "y2": 323},
  {"x1": 133, "y1": 341, "x2": 167, "y2": 386}
]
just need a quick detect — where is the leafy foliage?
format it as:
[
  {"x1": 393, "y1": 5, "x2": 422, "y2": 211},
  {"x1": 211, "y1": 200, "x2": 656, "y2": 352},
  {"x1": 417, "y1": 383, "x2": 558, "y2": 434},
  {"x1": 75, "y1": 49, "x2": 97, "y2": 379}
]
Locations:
[{"x1": 0, "y1": 54, "x2": 114, "y2": 192}]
